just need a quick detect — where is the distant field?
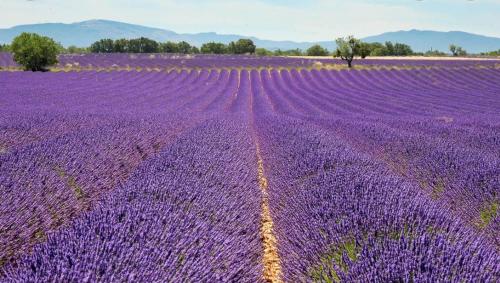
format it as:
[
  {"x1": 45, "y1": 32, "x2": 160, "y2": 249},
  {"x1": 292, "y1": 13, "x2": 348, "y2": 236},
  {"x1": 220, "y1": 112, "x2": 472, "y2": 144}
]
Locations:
[
  {"x1": 2, "y1": 52, "x2": 500, "y2": 70},
  {"x1": 0, "y1": 55, "x2": 499, "y2": 282}
]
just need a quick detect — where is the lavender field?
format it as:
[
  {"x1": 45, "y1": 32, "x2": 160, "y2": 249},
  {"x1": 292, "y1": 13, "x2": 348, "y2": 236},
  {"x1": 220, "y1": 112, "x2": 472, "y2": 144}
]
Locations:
[{"x1": 0, "y1": 56, "x2": 499, "y2": 282}]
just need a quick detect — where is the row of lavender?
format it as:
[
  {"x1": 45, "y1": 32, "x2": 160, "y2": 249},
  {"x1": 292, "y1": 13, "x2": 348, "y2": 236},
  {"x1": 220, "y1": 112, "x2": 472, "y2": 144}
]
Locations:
[
  {"x1": 255, "y1": 116, "x2": 497, "y2": 281},
  {"x1": 250, "y1": 67, "x2": 499, "y2": 280},
  {"x1": 1, "y1": 52, "x2": 499, "y2": 68},
  {"x1": 1, "y1": 65, "x2": 499, "y2": 281},
  {"x1": 2, "y1": 67, "x2": 498, "y2": 115},
  {"x1": 3, "y1": 118, "x2": 264, "y2": 282}
]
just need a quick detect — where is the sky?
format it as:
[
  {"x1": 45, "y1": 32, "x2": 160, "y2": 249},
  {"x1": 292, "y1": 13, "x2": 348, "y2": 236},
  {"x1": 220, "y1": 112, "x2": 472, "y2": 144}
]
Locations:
[{"x1": 1, "y1": 0, "x2": 499, "y2": 41}]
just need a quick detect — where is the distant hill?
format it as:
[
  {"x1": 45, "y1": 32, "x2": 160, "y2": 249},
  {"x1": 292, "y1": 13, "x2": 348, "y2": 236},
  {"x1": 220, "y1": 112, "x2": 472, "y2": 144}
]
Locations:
[
  {"x1": 1, "y1": 20, "x2": 499, "y2": 53},
  {"x1": 0, "y1": 20, "x2": 332, "y2": 51},
  {"x1": 363, "y1": 29, "x2": 500, "y2": 53}
]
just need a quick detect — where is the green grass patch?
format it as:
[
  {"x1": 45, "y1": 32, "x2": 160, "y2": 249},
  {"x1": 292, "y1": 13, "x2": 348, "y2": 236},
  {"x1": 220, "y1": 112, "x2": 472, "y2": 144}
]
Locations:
[
  {"x1": 431, "y1": 180, "x2": 445, "y2": 200},
  {"x1": 477, "y1": 200, "x2": 498, "y2": 229},
  {"x1": 308, "y1": 238, "x2": 360, "y2": 283},
  {"x1": 54, "y1": 166, "x2": 85, "y2": 200}
]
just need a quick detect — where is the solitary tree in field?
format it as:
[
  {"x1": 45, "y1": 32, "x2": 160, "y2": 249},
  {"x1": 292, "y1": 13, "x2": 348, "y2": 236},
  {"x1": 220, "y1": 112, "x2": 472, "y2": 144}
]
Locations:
[
  {"x1": 11, "y1": 32, "x2": 59, "y2": 71},
  {"x1": 449, "y1": 44, "x2": 467, "y2": 56},
  {"x1": 335, "y1": 36, "x2": 361, "y2": 68},
  {"x1": 306, "y1": 44, "x2": 329, "y2": 56}
]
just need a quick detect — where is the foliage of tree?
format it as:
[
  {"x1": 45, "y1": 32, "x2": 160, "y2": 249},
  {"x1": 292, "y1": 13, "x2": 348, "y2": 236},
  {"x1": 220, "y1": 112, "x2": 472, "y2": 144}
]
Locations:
[
  {"x1": 392, "y1": 43, "x2": 414, "y2": 56},
  {"x1": 128, "y1": 37, "x2": 159, "y2": 53},
  {"x1": 190, "y1": 46, "x2": 200, "y2": 54},
  {"x1": 90, "y1": 38, "x2": 159, "y2": 53},
  {"x1": 54, "y1": 42, "x2": 66, "y2": 54},
  {"x1": 273, "y1": 48, "x2": 303, "y2": 56},
  {"x1": 112, "y1": 39, "x2": 129, "y2": 53},
  {"x1": 358, "y1": 42, "x2": 372, "y2": 58},
  {"x1": 368, "y1": 42, "x2": 386, "y2": 56},
  {"x1": 0, "y1": 44, "x2": 10, "y2": 52},
  {"x1": 90, "y1": 39, "x2": 114, "y2": 53},
  {"x1": 334, "y1": 37, "x2": 414, "y2": 65},
  {"x1": 271, "y1": 49, "x2": 301, "y2": 56},
  {"x1": 83, "y1": 37, "x2": 366, "y2": 57},
  {"x1": 480, "y1": 49, "x2": 500, "y2": 56},
  {"x1": 200, "y1": 42, "x2": 227, "y2": 54},
  {"x1": 255, "y1": 48, "x2": 273, "y2": 56},
  {"x1": 449, "y1": 44, "x2": 467, "y2": 56},
  {"x1": 306, "y1": 44, "x2": 329, "y2": 56},
  {"x1": 362, "y1": 41, "x2": 414, "y2": 57},
  {"x1": 176, "y1": 41, "x2": 193, "y2": 54},
  {"x1": 424, "y1": 49, "x2": 447, "y2": 57},
  {"x1": 335, "y1": 36, "x2": 361, "y2": 68},
  {"x1": 159, "y1": 41, "x2": 179, "y2": 53},
  {"x1": 228, "y1": 39, "x2": 256, "y2": 54},
  {"x1": 11, "y1": 32, "x2": 59, "y2": 71},
  {"x1": 65, "y1": 45, "x2": 89, "y2": 54}
]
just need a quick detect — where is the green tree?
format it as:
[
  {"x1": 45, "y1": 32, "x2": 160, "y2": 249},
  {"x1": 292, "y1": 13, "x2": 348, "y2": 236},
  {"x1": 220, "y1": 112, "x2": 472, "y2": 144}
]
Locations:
[
  {"x1": 66, "y1": 45, "x2": 89, "y2": 54},
  {"x1": 11, "y1": 32, "x2": 59, "y2": 71},
  {"x1": 480, "y1": 49, "x2": 500, "y2": 56},
  {"x1": 358, "y1": 42, "x2": 372, "y2": 58},
  {"x1": 285, "y1": 49, "x2": 303, "y2": 56},
  {"x1": 368, "y1": 42, "x2": 386, "y2": 56},
  {"x1": 127, "y1": 37, "x2": 159, "y2": 53},
  {"x1": 190, "y1": 46, "x2": 200, "y2": 54},
  {"x1": 90, "y1": 39, "x2": 114, "y2": 53},
  {"x1": 255, "y1": 48, "x2": 272, "y2": 56},
  {"x1": 177, "y1": 41, "x2": 193, "y2": 54},
  {"x1": 385, "y1": 41, "x2": 395, "y2": 56},
  {"x1": 365, "y1": 42, "x2": 413, "y2": 56},
  {"x1": 393, "y1": 43, "x2": 414, "y2": 56},
  {"x1": 306, "y1": 44, "x2": 329, "y2": 56},
  {"x1": 54, "y1": 42, "x2": 66, "y2": 54},
  {"x1": 449, "y1": 44, "x2": 466, "y2": 56},
  {"x1": 334, "y1": 36, "x2": 361, "y2": 68},
  {"x1": 0, "y1": 44, "x2": 10, "y2": 52},
  {"x1": 228, "y1": 39, "x2": 256, "y2": 54},
  {"x1": 113, "y1": 39, "x2": 129, "y2": 53},
  {"x1": 200, "y1": 42, "x2": 227, "y2": 54},
  {"x1": 273, "y1": 49, "x2": 303, "y2": 56},
  {"x1": 160, "y1": 41, "x2": 179, "y2": 53},
  {"x1": 425, "y1": 49, "x2": 447, "y2": 57}
]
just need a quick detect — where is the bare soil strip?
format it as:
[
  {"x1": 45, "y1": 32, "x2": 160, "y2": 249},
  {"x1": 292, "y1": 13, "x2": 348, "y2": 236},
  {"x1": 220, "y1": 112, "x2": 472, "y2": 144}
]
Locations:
[{"x1": 256, "y1": 142, "x2": 283, "y2": 283}]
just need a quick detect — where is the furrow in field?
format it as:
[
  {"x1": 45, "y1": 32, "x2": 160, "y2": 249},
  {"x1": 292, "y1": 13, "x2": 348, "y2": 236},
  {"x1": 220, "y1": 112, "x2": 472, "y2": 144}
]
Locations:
[
  {"x1": 256, "y1": 142, "x2": 283, "y2": 283},
  {"x1": 249, "y1": 71, "x2": 283, "y2": 282}
]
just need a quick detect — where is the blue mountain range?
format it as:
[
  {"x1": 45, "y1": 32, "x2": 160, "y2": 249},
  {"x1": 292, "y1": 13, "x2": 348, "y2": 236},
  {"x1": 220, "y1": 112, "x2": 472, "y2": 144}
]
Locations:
[{"x1": 1, "y1": 20, "x2": 499, "y2": 53}]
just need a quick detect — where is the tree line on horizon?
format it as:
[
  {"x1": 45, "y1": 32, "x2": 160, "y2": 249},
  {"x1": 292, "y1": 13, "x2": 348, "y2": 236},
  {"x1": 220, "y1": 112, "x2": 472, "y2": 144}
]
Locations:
[
  {"x1": 4, "y1": 35, "x2": 496, "y2": 58},
  {"x1": 88, "y1": 38, "x2": 258, "y2": 55},
  {"x1": 2, "y1": 32, "x2": 499, "y2": 71}
]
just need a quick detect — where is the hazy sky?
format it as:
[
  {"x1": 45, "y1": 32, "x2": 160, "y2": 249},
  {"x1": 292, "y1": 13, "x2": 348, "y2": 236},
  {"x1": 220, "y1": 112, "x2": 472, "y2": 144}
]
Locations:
[{"x1": 1, "y1": 0, "x2": 499, "y2": 41}]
